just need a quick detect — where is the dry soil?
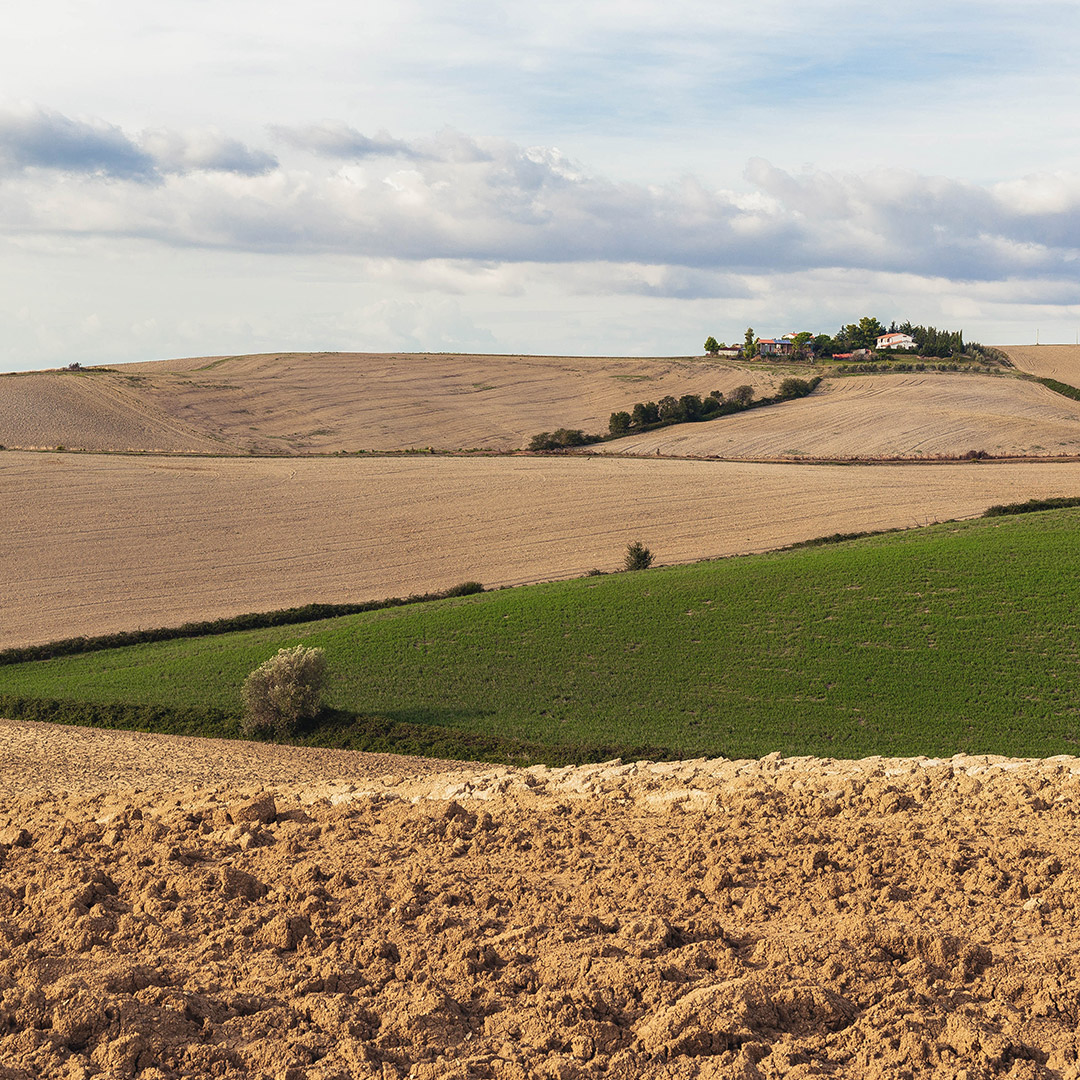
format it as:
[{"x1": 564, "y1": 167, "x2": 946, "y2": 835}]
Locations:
[
  {"x1": 0, "y1": 354, "x2": 778, "y2": 455},
  {"x1": 998, "y1": 346, "x2": 1080, "y2": 385},
  {"x1": 602, "y1": 373, "x2": 1080, "y2": 460},
  {"x1": 2, "y1": 718, "x2": 1080, "y2": 1079},
  {"x1": 8, "y1": 451, "x2": 1080, "y2": 648}
]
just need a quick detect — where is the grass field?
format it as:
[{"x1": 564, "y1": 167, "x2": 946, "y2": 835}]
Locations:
[{"x1": 5, "y1": 507, "x2": 1080, "y2": 763}]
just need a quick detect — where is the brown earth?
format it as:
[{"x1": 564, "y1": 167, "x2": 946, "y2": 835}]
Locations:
[
  {"x1": 2, "y1": 718, "x2": 1080, "y2": 1079},
  {"x1": 601, "y1": 373, "x2": 1080, "y2": 460},
  {"x1": 9, "y1": 451, "x2": 1080, "y2": 649},
  {"x1": 998, "y1": 345, "x2": 1080, "y2": 384},
  {"x1": 0, "y1": 354, "x2": 778, "y2": 454}
]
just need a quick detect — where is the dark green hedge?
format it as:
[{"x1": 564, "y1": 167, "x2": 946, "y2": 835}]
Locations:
[
  {"x1": 983, "y1": 497, "x2": 1080, "y2": 517},
  {"x1": 1036, "y1": 378, "x2": 1080, "y2": 403},
  {"x1": 0, "y1": 694, "x2": 680, "y2": 767}
]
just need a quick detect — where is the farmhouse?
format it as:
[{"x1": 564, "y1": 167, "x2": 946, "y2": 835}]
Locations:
[
  {"x1": 757, "y1": 338, "x2": 794, "y2": 357},
  {"x1": 876, "y1": 332, "x2": 916, "y2": 351}
]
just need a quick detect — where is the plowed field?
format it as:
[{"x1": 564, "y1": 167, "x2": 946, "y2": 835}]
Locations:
[
  {"x1": 7, "y1": 450, "x2": 1080, "y2": 649},
  {"x1": 999, "y1": 344, "x2": 1080, "y2": 383},
  {"x1": 0, "y1": 353, "x2": 778, "y2": 454},
  {"x1": 599, "y1": 373, "x2": 1080, "y2": 460},
  {"x1": 2, "y1": 718, "x2": 1079, "y2": 1079}
]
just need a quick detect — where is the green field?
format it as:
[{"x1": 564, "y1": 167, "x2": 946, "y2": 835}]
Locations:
[{"x1": 5, "y1": 508, "x2": 1080, "y2": 763}]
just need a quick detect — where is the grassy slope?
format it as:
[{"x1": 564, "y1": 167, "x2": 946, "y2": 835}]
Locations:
[{"x1": 5, "y1": 509, "x2": 1080, "y2": 761}]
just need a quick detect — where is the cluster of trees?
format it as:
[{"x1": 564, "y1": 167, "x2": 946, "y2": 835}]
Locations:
[
  {"x1": 704, "y1": 318, "x2": 1000, "y2": 363},
  {"x1": 527, "y1": 428, "x2": 604, "y2": 451},
  {"x1": 529, "y1": 377, "x2": 819, "y2": 451},
  {"x1": 609, "y1": 387, "x2": 755, "y2": 435}
]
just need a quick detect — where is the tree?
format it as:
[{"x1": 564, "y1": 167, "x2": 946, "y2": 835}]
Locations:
[
  {"x1": 730, "y1": 384, "x2": 754, "y2": 407},
  {"x1": 743, "y1": 327, "x2": 758, "y2": 359},
  {"x1": 792, "y1": 331, "x2": 814, "y2": 360},
  {"x1": 242, "y1": 645, "x2": 328, "y2": 740},
  {"x1": 858, "y1": 316, "x2": 885, "y2": 349},
  {"x1": 704, "y1": 336, "x2": 720, "y2": 356},
  {"x1": 609, "y1": 410, "x2": 631, "y2": 436},
  {"x1": 679, "y1": 394, "x2": 704, "y2": 421},
  {"x1": 657, "y1": 395, "x2": 684, "y2": 422},
  {"x1": 630, "y1": 401, "x2": 659, "y2": 429},
  {"x1": 624, "y1": 540, "x2": 654, "y2": 571}
]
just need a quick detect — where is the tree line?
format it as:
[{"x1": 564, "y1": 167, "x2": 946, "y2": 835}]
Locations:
[{"x1": 528, "y1": 377, "x2": 819, "y2": 451}]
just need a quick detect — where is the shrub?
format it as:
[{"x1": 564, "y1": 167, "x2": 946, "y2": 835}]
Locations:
[
  {"x1": 777, "y1": 377, "x2": 812, "y2": 399},
  {"x1": 624, "y1": 540, "x2": 654, "y2": 571},
  {"x1": 242, "y1": 645, "x2": 328, "y2": 740},
  {"x1": 444, "y1": 581, "x2": 484, "y2": 597},
  {"x1": 729, "y1": 385, "x2": 754, "y2": 408}
]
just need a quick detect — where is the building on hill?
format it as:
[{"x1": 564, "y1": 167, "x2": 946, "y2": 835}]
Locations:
[
  {"x1": 757, "y1": 338, "x2": 794, "y2": 357},
  {"x1": 876, "y1": 332, "x2": 916, "y2": 350}
]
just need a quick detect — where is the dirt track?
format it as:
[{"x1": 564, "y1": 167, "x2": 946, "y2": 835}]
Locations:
[
  {"x1": 2, "y1": 718, "x2": 1080, "y2": 1078},
  {"x1": 604, "y1": 373, "x2": 1080, "y2": 460},
  {"x1": 8, "y1": 451, "x2": 1080, "y2": 648}
]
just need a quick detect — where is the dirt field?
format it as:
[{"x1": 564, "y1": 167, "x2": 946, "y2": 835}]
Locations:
[
  {"x1": 2, "y1": 717, "x2": 1079, "y2": 1079},
  {"x1": 998, "y1": 345, "x2": 1080, "y2": 384},
  {"x1": 602, "y1": 373, "x2": 1080, "y2": 460},
  {"x1": 0, "y1": 372, "x2": 228, "y2": 455},
  {"x1": 7, "y1": 450, "x2": 1080, "y2": 649},
  {"x1": 0, "y1": 354, "x2": 779, "y2": 454}
]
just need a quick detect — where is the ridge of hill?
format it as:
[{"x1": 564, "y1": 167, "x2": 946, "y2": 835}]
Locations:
[{"x1": 0, "y1": 352, "x2": 779, "y2": 454}]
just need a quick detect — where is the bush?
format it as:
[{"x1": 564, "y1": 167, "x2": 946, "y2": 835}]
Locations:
[
  {"x1": 444, "y1": 581, "x2": 484, "y2": 596},
  {"x1": 624, "y1": 540, "x2": 654, "y2": 571},
  {"x1": 777, "y1": 377, "x2": 812, "y2": 399},
  {"x1": 242, "y1": 645, "x2": 328, "y2": 740},
  {"x1": 729, "y1": 385, "x2": 754, "y2": 407}
]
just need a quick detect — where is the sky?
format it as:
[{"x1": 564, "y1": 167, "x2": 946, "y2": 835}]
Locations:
[{"x1": 1, "y1": 0, "x2": 1079, "y2": 371}]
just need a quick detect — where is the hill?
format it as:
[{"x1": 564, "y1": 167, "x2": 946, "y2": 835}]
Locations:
[
  {"x1": 8, "y1": 450, "x2": 1080, "y2": 650},
  {"x1": 7, "y1": 505, "x2": 1080, "y2": 762},
  {"x1": 998, "y1": 343, "x2": 1080, "y2": 383},
  {"x1": 599, "y1": 372, "x2": 1080, "y2": 460},
  {"x1": 0, "y1": 352, "x2": 780, "y2": 454}
]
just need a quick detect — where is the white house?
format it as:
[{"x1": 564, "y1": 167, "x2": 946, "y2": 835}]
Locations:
[{"x1": 876, "y1": 332, "x2": 916, "y2": 351}]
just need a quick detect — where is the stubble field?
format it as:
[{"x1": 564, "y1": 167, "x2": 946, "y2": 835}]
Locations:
[
  {"x1": 0, "y1": 353, "x2": 780, "y2": 454},
  {"x1": 602, "y1": 372, "x2": 1080, "y2": 460},
  {"x1": 8, "y1": 450, "x2": 1080, "y2": 650},
  {"x1": 999, "y1": 345, "x2": 1080, "y2": 384}
]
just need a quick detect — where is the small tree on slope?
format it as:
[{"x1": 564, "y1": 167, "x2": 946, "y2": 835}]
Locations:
[{"x1": 242, "y1": 645, "x2": 328, "y2": 740}]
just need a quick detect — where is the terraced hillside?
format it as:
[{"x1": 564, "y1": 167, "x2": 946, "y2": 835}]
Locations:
[
  {"x1": 598, "y1": 372, "x2": 1080, "y2": 460},
  {"x1": 0, "y1": 352, "x2": 779, "y2": 454}
]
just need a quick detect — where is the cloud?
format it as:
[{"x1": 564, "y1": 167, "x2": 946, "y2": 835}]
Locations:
[
  {"x1": 272, "y1": 123, "x2": 420, "y2": 160},
  {"x1": 0, "y1": 106, "x2": 278, "y2": 181},
  {"x1": 0, "y1": 105, "x2": 155, "y2": 180},
  {"x1": 139, "y1": 129, "x2": 278, "y2": 176},
  {"x1": 2, "y1": 113, "x2": 1080, "y2": 297},
  {"x1": 271, "y1": 123, "x2": 491, "y2": 164}
]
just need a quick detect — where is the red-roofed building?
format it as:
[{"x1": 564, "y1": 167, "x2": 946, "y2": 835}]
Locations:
[{"x1": 876, "y1": 332, "x2": 916, "y2": 350}]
